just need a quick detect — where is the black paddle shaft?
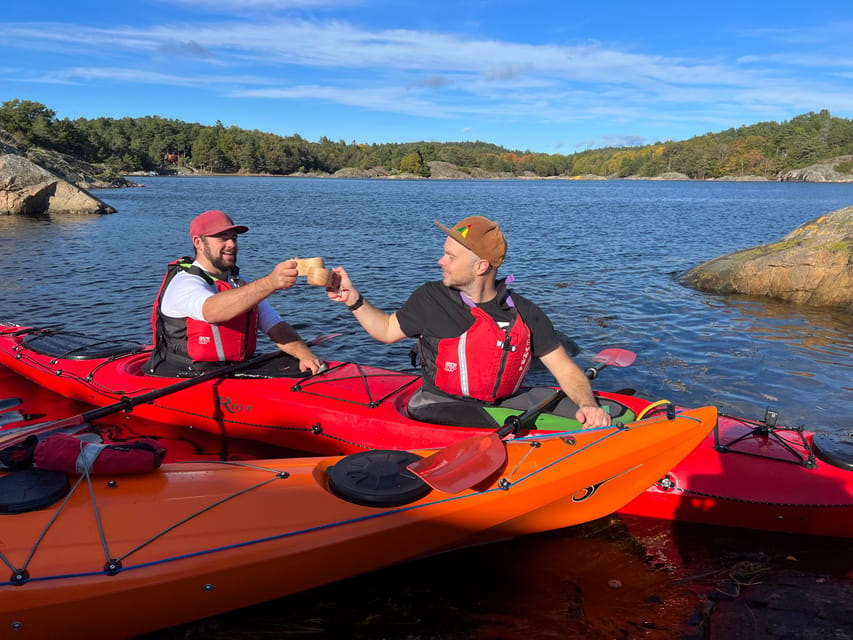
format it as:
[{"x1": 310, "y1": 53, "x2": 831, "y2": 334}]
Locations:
[
  {"x1": 71, "y1": 351, "x2": 288, "y2": 425},
  {"x1": 500, "y1": 389, "x2": 567, "y2": 437}
]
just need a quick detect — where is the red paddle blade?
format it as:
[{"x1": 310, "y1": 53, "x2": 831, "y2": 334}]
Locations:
[
  {"x1": 592, "y1": 348, "x2": 636, "y2": 368},
  {"x1": 408, "y1": 432, "x2": 507, "y2": 493}
]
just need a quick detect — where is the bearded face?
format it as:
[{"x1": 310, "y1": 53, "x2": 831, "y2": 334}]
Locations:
[{"x1": 199, "y1": 233, "x2": 238, "y2": 273}]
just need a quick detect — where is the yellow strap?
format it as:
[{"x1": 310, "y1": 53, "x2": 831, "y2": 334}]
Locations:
[{"x1": 636, "y1": 399, "x2": 673, "y2": 420}]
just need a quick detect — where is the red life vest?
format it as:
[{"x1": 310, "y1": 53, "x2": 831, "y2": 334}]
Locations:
[
  {"x1": 184, "y1": 277, "x2": 258, "y2": 362},
  {"x1": 148, "y1": 258, "x2": 258, "y2": 371},
  {"x1": 431, "y1": 295, "x2": 532, "y2": 402}
]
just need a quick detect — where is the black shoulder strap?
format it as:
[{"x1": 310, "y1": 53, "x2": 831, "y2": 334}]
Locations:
[{"x1": 173, "y1": 257, "x2": 216, "y2": 285}]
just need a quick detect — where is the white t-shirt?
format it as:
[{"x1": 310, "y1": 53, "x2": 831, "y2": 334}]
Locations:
[{"x1": 160, "y1": 263, "x2": 283, "y2": 334}]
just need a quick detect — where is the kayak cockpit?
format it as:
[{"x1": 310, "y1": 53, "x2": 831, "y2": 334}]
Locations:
[{"x1": 21, "y1": 328, "x2": 145, "y2": 361}]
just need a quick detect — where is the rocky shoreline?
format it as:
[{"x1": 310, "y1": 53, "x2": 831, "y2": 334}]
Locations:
[
  {"x1": 0, "y1": 140, "x2": 138, "y2": 216},
  {"x1": 126, "y1": 157, "x2": 853, "y2": 183}
]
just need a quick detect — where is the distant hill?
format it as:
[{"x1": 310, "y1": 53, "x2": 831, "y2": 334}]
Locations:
[{"x1": 3, "y1": 99, "x2": 853, "y2": 181}]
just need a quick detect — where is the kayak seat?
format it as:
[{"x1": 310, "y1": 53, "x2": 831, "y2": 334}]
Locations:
[
  {"x1": 23, "y1": 330, "x2": 144, "y2": 361},
  {"x1": 486, "y1": 388, "x2": 637, "y2": 431}
]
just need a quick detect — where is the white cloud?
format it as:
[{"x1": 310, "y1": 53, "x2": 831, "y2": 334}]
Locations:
[{"x1": 2, "y1": 14, "x2": 851, "y2": 148}]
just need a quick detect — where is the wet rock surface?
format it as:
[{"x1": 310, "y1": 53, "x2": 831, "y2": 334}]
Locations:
[
  {"x1": 682, "y1": 206, "x2": 853, "y2": 312},
  {"x1": 708, "y1": 573, "x2": 853, "y2": 640},
  {"x1": 0, "y1": 151, "x2": 117, "y2": 215}
]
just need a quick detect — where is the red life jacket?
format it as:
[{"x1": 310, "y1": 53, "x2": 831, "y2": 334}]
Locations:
[
  {"x1": 430, "y1": 294, "x2": 532, "y2": 402},
  {"x1": 148, "y1": 258, "x2": 258, "y2": 371}
]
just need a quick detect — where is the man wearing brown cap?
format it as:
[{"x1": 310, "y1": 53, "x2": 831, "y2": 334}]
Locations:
[
  {"x1": 327, "y1": 216, "x2": 610, "y2": 428},
  {"x1": 146, "y1": 209, "x2": 323, "y2": 377}
]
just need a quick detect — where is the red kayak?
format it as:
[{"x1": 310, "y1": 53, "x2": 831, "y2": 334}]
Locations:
[
  {"x1": 620, "y1": 406, "x2": 853, "y2": 538},
  {"x1": 0, "y1": 324, "x2": 650, "y2": 453},
  {"x1": 1, "y1": 323, "x2": 850, "y2": 537}
]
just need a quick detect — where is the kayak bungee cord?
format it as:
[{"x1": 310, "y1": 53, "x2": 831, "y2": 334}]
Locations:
[
  {"x1": 111, "y1": 466, "x2": 290, "y2": 569},
  {"x1": 1, "y1": 472, "x2": 86, "y2": 585},
  {"x1": 9, "y1": 344, "x2": 160, "y2": 399},
  {"x1": 292, "y1": 362, "x2": 421, "y2": 408},
  {"x1": 499, "y1": 412, "x2": 705, "y2": 491},
  {"x1": 2, "y1": 459, "x2": 293, "y2": 585},
  {"x1": 1, "y1": 422, "x2": 668, "y2": 587},
  {"x1": 639, "y1": 400, "x2": 826, "y2": 470}
]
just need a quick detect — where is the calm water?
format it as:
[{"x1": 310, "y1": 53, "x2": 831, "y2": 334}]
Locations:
[
  {"x1": 2, "y1": 178, "x2": 853, "y2": 639},
  {"x1": 2, "y1": 177, "x2": 851, "y2": 431}
]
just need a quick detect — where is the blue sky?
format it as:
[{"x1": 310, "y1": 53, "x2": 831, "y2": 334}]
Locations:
[{"x1": 2, "y1": 1, "x2": 852, "y2": 153}]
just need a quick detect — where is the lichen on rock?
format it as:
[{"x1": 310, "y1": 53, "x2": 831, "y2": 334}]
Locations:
[{"x1": 681, "y1": 206, "x2": 853, "y2": 312}]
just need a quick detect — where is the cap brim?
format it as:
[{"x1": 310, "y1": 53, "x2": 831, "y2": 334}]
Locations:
[
  {"x1": 434, "y1": 219, "x2": 470, "y2": 251},
  {"x1": 434, "y1": 218, "x2": 505, "y2": 268},
  {"x1": 198, "y1": 224, "x2": 249, "y2": 237}
]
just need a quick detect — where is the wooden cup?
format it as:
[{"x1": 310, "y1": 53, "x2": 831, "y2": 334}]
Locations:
[
  {"x1": 294, "y1": 257, "x2": 324, "y2": 277},
  {"x1": 307, "y1": 267, "x2": 341, "y2": 291}
]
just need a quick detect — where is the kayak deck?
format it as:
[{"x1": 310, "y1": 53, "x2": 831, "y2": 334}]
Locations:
[{"x1": 0, "y1": 407, "x2": 716, "y2": 639}]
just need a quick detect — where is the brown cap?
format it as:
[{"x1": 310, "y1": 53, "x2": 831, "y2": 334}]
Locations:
[
  {"x1": 435, "y1": 216, "x2": 506, "y2": 268},
  {"x1": 189, "y1": 210, "x2": 248, "y2": 238}
]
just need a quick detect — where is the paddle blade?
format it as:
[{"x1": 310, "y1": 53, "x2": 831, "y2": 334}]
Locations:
[
  {"x1": 592, "y1": 348, "x2": 636, "y2": 368},
  {"x1": 407, "y1": 432, "x2": 507, "y2": 493},
  {"x1": 307, "y1": 332, "x2": 345, "y2": 347}
]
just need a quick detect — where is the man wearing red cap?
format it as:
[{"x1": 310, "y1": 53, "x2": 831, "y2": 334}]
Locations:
[
  {"x1": 145, "y1": 210, "x2": 323, "y2": 377},
  {"x1": 327, "y1": 216, "x2": 610, "y2": 429}
]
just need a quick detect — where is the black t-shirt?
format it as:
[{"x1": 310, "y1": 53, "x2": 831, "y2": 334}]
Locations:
[{"x1": 396, "y1": 280, "x2": 561, "y2": 358}]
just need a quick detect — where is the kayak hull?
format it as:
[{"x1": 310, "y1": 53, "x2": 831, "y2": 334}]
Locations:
[
  {"x1": 0, "y1": 325, "x2": 653, "y2": 453},
  {"x1": 619, "y1": 412, "x2": 853, "y2": 538},
  {"x1": 0, "y1": 407, "x2": 715, "y2": 639}
]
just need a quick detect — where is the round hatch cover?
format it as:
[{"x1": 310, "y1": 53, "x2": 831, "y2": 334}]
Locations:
[
  {"x1": 328, "y1": 450, "x2": 431, "y2": 507},
  {"x1": 812, "y1": 432, "x2": 853, "y2": 472},
  {"x1": 0, "y1": 468, "x2": 70, "y2": 514}
]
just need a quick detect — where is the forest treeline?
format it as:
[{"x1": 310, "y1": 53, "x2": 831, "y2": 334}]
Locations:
[{"x1": 2, "y1": 98, "x2": 853, "y2": 180}]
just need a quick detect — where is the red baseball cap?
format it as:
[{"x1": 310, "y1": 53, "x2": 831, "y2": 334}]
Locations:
[{"x1": 189, "y1": 210, "x2": 249, "y2": 238}]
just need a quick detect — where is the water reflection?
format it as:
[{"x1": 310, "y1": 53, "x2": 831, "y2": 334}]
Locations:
[{"x1": 138, "y1": 520, "x2": 701, "y2": 640}]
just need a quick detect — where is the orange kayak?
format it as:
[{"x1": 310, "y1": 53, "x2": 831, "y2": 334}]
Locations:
[{"x1": 0, "y1": 406, "x2": 715, "y2": 639}]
